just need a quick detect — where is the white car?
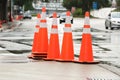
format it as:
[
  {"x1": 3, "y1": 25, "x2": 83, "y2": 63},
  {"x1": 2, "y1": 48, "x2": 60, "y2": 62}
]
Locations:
[
  {"x1": 105, "y1": 12, "x2": 120, "y2": 30},
  {"x1": 23, "y1": 11, "x2": 32, "y2": 19}
]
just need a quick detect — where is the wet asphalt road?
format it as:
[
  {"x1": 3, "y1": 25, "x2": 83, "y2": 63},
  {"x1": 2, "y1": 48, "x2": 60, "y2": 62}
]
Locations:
[{"x1": 0, "y1": 17, "x2": 120, "y2": 79}]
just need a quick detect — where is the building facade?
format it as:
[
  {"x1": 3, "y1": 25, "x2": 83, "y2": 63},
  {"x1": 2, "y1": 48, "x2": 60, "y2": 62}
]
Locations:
[{"x1": 32, "y1": 0, "x2": 66, "y2": 12}]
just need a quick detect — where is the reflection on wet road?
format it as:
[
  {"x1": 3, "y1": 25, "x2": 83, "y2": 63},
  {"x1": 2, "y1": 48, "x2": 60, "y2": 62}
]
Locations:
[{"x1": 0, "y1": 18, "x2": 120, "y2": 70}]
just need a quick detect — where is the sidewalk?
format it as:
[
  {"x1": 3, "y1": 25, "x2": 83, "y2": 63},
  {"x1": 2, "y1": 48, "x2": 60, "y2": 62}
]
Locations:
[
  {"x1": 90, "y1": 7, "x2": 116, "y2": 18},
  {"x1": 0, "y1": 21, "x2": 21, "y2": 32},
  {"x1": 0, "y1": 61, "x2": 120, "y2": 80}
]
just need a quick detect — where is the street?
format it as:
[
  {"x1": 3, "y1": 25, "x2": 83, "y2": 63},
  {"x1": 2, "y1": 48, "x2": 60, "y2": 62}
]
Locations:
[
  {"x1": 0, "y1": 17, "x2": 120, "y2": 79},
  {"x1": 0, "y1": 61, "x2": 120, "y2": 80}
]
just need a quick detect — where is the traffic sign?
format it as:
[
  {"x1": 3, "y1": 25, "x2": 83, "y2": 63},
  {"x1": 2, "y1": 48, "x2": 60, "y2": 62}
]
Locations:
[{"x1": 93, "y1": 2, "x2": 97, "y2": 10}]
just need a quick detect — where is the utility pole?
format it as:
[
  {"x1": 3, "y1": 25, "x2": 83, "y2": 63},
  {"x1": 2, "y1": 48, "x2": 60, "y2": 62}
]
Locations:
[{"x1": 9, "y1": 0, "x2": 13, "y2": 22}]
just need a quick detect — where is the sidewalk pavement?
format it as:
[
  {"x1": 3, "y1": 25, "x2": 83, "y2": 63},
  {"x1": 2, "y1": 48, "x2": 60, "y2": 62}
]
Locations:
[
  {"x1": 90, "y1": 7, "x2": 116, "y2": 18},
  {"x1": 0, "y1": 61, "x2": 120, "y2": 80},
  {"x1": 0, "y1": 21, "x2": 21, "y2": 32}
]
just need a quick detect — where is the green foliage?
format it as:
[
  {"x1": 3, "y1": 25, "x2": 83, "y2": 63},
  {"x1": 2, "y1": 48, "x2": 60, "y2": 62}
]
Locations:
[
  {"x1": 114, "y1": 8, "x2": 120, "y2": 11},
  {"x1": 63, "y1": 0, "x2": 82, "y2": 10},
  {"x1": 73, "y1": 8, "x2": 83, "y2": 17},
  {"x1": 112, "y1": 0, "x2": 120, "y2": 11},
  {"x1": 116, "y1": 0, "x2": 120, "y2": 6},
  {"x1": 13, "y1": 0, "x2": 34, "y2": 10},
  {"x1": 63, "y1": 0, "x2": 110, "y2": 14},
  {"x1": 24, "y1": 0, "x2": 34, "y2": 11},
  {"x1": 32, "y1": 13, "x2": 37, "y2": 16},
  {"x1": 41, "y1": 0, "x2": 49, "y2": 2}
]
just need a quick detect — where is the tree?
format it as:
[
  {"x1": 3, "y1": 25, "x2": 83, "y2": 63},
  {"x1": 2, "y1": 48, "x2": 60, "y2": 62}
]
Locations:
[
  {"x1": 41, "y1": 0, "x2": 49, "y2": 2},
  {"x1": 63, "y1": 0, "x2": 82, "y2": 11},
  {"x1": 63, "y1": 0, "x2": 110, "y2": 14},
  {"x1": 23, "y1": 0, "x2": 34, "y2": 11},
  {"x1": 0, "y1": 0, "x2": 8, "y2": 20},
  {"x1": 13, "y1": 0, "x2": 34, "y2": 11},
  {"x1": 116, "y1": 0, "x2": 120, "y2": 7}
]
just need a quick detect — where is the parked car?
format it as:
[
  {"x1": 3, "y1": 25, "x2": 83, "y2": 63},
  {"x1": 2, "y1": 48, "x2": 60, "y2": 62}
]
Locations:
[
  {"x1": 105, "y1": 12, "x2": 120, "y2": 30},
  {"x1": 59, "y1": 12, "x2": 73, "y2": 24},
  {"x1": 23, "y1": 11, "x2": 32, "y2": 19}
]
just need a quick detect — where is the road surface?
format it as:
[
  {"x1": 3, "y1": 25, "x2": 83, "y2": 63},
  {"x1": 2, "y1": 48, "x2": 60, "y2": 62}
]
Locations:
[{"x1": 0, "y1": 17, "x2": 120, "y2": 79}]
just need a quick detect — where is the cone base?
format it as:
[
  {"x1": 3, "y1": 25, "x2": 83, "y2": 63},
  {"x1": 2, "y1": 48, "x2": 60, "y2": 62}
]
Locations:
[
  {"x1": 32, "y1": 52, "x2": 47, "y2": 55},
  {"x1": 32, "y1": 53, "x2": 47, "y2": 57},
  {"x1": 32, "y1": 56, "x2": 47, "y2": 60},
  {"x1": 43, "y1": 58, "x2": 55, "y2": 61},
  {"x1": 28, "y1": 53, "x2": 34, "y2": 59},
  {"x1": 74, "y1": 60, "x2": 100, "y2": 64},
  {"x1": 28, "y1": 55, "x2": 33, "y2": 59},
  {"x1": 55, "y1": 59, "x2": 74, "y2": 62},
  {"x1": 29, "y1": 52, "x2": 47, "y2": 60}
]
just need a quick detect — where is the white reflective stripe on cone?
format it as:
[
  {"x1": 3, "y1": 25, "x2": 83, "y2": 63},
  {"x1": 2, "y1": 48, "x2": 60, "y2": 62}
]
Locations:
[
  {"x1": 83, "y1": 28, "x2": 91, "y2": 34},
  {"x1": 52, "y1": 18, "x2": 57, "y2": 25},
  {"x1": 41, "y1": 12, "x2": 46, "y2": 20},
  {"x1": 64, "y1": 27, "x2": 72, "y2": 32},
  {"x1": 35, "y1": 28, "x2": 39, "y2": 32},
  {"x1": 40, "y1": 23, "x2": 47, "y2": 28},
  {"x1": 65, "y1": 16, "x2": 71, "y2": 24},
  {"x1": 37, "y1": 19, "x2": 40, "y2": 25},
  {"x1": 51, "y1": 28, "x2": 58, "y2": 34},
  {"x1": 84, "y1": 17, "x2": 90, "y2": 25}
]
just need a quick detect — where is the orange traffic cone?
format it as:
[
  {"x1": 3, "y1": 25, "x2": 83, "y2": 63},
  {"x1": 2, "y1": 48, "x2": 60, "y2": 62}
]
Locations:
[
  {"x1": 57, "y1": 11, "x2": 74, "y2": 62},
  {"x1": 32, "y1": 7, "x2": 48, "y2": 59},
  {"x1": 28, "y1": 13, "x2": 41, "y2": 59},
  {"x1": 75, "y1": 12, "x2": 99, "y2": 64},
  {"x1": 44, "y1": 12, "x2": 60, "y2": 61}
]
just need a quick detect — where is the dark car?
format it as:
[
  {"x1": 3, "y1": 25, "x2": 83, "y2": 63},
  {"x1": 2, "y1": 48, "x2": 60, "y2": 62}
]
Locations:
[{"x1": 59, "y1": 12, "x2": 73, "y2": 24}]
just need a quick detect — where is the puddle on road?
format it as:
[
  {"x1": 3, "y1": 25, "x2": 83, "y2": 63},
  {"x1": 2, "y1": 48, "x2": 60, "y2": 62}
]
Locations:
[
  {"x1": 0, "y1": 27, "x2": 120, "y2": 59},
  {"x1": 74, "y1": 35, "x2": 110, "y2": 44},
  {"x1": 0, "y1": 27, "x2": 112, "y2": 55},
  {"x1": 73, "y1": 28, "x2": 120, "y2": 63},
  {"x1": 11, "y1": 39, "x2": 32, "y2": 46},
  {"x1": 1, "y1": 39, "x2": 32, "y2": 46},
  {"x1": 0, "y1": 39, "x2": 32, "y2": 54},
  {"x1": 73, "y1": 27, "x2": 111, "y2": 43},
  {"x1": 73, "y1": 27, "x2": 111, "y2": 44}
]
